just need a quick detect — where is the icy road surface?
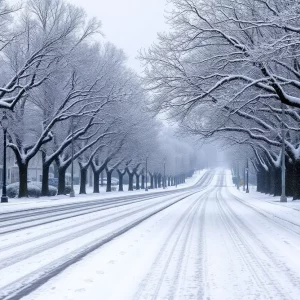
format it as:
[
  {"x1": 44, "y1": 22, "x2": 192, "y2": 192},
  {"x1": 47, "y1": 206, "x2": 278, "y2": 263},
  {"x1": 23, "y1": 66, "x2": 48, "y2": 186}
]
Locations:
[{"x1": 1, "y1": 170, "x2": 300, "y2": 299}]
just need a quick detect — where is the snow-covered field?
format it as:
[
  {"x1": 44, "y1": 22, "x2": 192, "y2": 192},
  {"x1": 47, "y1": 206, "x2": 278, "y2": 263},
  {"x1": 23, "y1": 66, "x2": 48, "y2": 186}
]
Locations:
[{"x1": 1, "y1": 169, "x2": 300, "y2": 299}]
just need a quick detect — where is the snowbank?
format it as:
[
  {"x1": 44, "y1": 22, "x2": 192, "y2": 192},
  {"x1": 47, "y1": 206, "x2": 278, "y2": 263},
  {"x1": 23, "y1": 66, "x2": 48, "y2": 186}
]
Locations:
[{"x1": 0, "y1": 170, "x2": 206, "y2": 213}]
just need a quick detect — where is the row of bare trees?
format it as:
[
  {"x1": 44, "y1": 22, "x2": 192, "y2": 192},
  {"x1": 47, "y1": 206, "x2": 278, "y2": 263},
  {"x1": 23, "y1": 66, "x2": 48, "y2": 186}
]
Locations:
[
  {"x1": 0, "y1": 0, "x2": 198, "y2": 198},
  {"x1": 141, "y1": 0, "x2": 300, "y2": 200}
]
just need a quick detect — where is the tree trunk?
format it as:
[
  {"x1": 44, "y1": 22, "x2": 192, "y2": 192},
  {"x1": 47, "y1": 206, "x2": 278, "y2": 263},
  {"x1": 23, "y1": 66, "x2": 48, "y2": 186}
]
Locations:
[
  {"x1": 158, "y1": 174, "x2": 161, "y2": 188},
  {"x1": 286, "y1": 160, "x2": 293, "y2": 197},
  {"x1": 265, "y1": 169, "x2": 271, "y2": 194},
  {"x1": 101, "y1": 171, "x2": 104, "y2": 186},
  {"x1": 273, "y1": 166, "x2": 281, "y2": 197},
  {"x1": 270, "y1": 166, "x2": 276, "y2": 196},
  {"x1": 54, "y1": 163, "x2": 59, "y2": 178},
  {"x1": 79, "y1": 167, "x2": 88, "y2": 194},
  {"x1": 18, "y1": 162, "x2": 28, "y2": 198},
  {"x1": 93, "y1": 171, "x2": 100, "y2": 193},
  {"x1": 141, "y1": 174, "x2": 145, "y2": 189},
  {"x1": 118, "y1": 171, "x2": 124, "y2": 191},
  {"x1": 154, "y1": 175, "x2": 158, "y2": 188},
  {"x1": 257, "y1": 169, "x2": 263, "y2": 193},
  {"x1": 260, "y1": 170, "x2": 266, "y2": 193},
  {"x1": 89, "y1": 168, "x2": 93, "y2": 187},
  {"x1": 106, "y1": 169, "x2": 112, "y2": 192},
  {"x1": 41, "y1": 163, "x2": 50, "y2": 196},
  {"x1": 256, "y1": 171, "x2": 261, "y2": 192},
  {"x1": 128, "y1": 173, "x2": 134, "y2": 191},
  {"x1": 135, "y1": 174, "x2": 140, "y2": 190},
  {"x1": 293, "y1": 159, "x2": 300, "y2": 200},
  {"x1": 258, "y1": 169, "x2": 268, "y2": 194},
  {"x1": 58, "y1": 167, "x2": 67, "y2": 195},
  {"x1": 150, "y1": 174, "x2": 154, "y2": 189},
  {"x1": 91, "y1": 160, "x2": 108, "y2": 194},
  {"x1": 267, "y1": 170, "x2": 271, "y2": 193}
]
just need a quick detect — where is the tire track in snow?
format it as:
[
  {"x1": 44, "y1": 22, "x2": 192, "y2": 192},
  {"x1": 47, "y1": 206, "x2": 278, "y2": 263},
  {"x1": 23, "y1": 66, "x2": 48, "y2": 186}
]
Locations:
[
  {"x1": 228, "y1": 191, "x2": 300, "y2": 235},
  {"x1": 0, "y1": 171, "x2": 214, "y2": 254},
  {"x1": 133, "y1": 181, "x2": 217, "y2": 300},
  {"x1": 0, "y1": 187, "x2": 211, "y2": 299},
  {"x1": 216, "y1": 186, "x2": 293, "y2": 300},
  {"x1": 169, "y1": 174, "x2": 223, "y2": 300},
  {"x1": 0, "y1": 171, "x2": 213, "y2": 235},
  {"x1": 0, "y1": 191, "x2": 193, "y2": 253},
  {"x1": 0, "y1": 191, "x2": 195, "y2": 270},
  {"x1": 0, "y1": 170, "x2": 212, "y2": 222},
  {"x1": 222, "y1": 189, "x2": 300, "y2": 296},
  {"x1": 169, "y1": 183, "x2": 210, "y2": 300},
  {"x1": 152, "y1": 193, "x2": 207, "y2": 300},
  {"x1": 0, "y1": 171, "x2": 214, "y2": 253},
  {"x1": 0, "y1": 192, "x2": 194, "y2": 234}
]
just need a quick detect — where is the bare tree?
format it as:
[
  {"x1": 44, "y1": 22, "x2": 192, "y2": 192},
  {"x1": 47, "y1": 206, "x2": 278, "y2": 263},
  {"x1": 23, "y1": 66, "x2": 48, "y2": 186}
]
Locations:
[{"x1": 0, "y1": 0, "x2": 100, "y2": 110}]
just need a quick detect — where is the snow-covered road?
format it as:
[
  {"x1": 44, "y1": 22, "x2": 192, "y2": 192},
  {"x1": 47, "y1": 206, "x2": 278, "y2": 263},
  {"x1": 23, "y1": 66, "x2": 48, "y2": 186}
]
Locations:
[{"x1": 1, "y1": 170, "x2": 300, "y2": 299}]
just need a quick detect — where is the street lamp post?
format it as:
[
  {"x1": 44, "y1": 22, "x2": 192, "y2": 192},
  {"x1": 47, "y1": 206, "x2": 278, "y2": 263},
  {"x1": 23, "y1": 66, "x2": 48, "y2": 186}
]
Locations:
[
  {"x1": 280, "y1": 103, "x2": 287, "y2": 202},
  {"x1": 1, "y1": 113, "x2": 9, "y2": 203},
  {"x1": 246, "y1": 159, "x2": 249, "y2": 193},
  {"x1": 175, "y1": 156, "x2": 178, "y2": 188},
  {"x1": 243, "y1": 165, "x2": 246, "y2": 191},
  {"x1": 237, "y1": 162, "x2": 240, "y2": 190},
  {"x1": 70, "y1": 116, "x2": 75, "y2": 197},
  {"x1": 145, "y1": 156, "x2": 148, "y2": 191},
  {"x1": 163, "y1": 158, "x2": 166, "y2": 189}
]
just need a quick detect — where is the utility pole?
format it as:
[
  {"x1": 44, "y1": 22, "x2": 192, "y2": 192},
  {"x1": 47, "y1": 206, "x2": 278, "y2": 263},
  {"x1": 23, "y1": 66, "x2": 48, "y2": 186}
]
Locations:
[
  {"x1": 246, "y1": 159, "x2": 249, "y2": 193},
  {"x1": 70, "y1": 116, "x2": 75, "y2": 197},
  {"x1": 145, "y1": 156, "x2": 148, "y2": 191},
  {"x1": 1, "y1": 113, "x2": 9, "y2": 203},
  {"x1": 175, "y1": 157, "x2": 178, "y2": 188},
  {"x1": 163, "y1": 158, "x2": 166, "y2": 189},
  {"x1": 237, "y1": 161, "x2": 240, "y2": 190},
  {"x1": 101, "y1": 160, "x2": 104, "y2": 186},
  {"x1": 243, "y1": 163, "x2": 246, "y2": 191},
  {"x1": 280, "y1": 103, "x2": 287, "y2": 202}
]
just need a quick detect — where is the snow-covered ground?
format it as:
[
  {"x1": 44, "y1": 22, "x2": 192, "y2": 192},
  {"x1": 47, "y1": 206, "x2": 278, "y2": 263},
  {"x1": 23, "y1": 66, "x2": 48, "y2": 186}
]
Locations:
[
  {"x1": 0, "y1": 170, "x2": 206, "y2": 214},
  {"x1": 229, "y1": 172, "x2": 300, "y2": 209},
  {"x1": 2, "y1": 169, "x2": 300, "y2": 299}
]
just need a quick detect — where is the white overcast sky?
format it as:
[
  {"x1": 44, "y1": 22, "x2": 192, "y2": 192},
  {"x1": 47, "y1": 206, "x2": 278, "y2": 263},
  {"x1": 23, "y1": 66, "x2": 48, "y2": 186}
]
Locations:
[{"x1": 68, "y1": 0, "x2": 171, "y2": 74}]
